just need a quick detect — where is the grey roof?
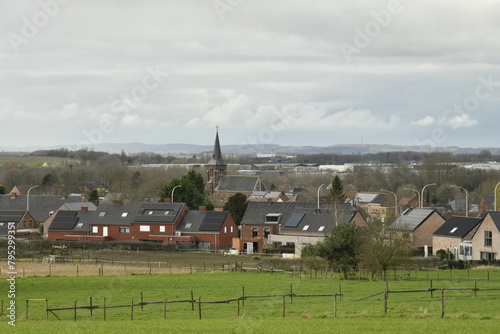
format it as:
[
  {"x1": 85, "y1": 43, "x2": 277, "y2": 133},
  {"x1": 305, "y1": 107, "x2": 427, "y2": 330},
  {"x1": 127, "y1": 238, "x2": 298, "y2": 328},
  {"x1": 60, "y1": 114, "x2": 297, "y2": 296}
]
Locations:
[
  {"x1": 48, "y1": 210, "x2": 94, "y2": 232},
  {"x1": 0, "y1": 210, "x2": 26, "y2": 235},
  {"x1": 63, "y1": 202, "x2": 97, "y2": 211},
  {"x1": 281, "y1": 206, "x2": 357, "y2": 235},
  {"x1": 448, "y1": 199, "x2": 466, "y2": 211},
  {"x1": 433, "y1": 216, "x2": 482, "y2": 238},
  {"x1": 207, "y1": 130, "x2": 226, "y2": 166},
  {"x1": 241, "y1": 202, "x2": 318, "y2": 226},
  {"x1": 93, "y1": 203, "x2": 140, "y2": 226},
  {"x1": 134, "y1": 203, "x2": 185, "y2": 224},
  {"x1": 216, "y1": 175, "x2": 266, "y2": 193},
  {"x1": 0, "y1": 195, "x2": 84, "y2": 222},
  {"x1": 390, "y1": 208, "x2": 442, "y2": 231},
  {"x1": 371, "y1": 194, "x2": 390, "y2": 205},
  {"x1": 488, "y1": 211, "x2": 500, "y2": 232},
  {"x1": 176, "y1": 211, "x2": 228, "y2": 233}
]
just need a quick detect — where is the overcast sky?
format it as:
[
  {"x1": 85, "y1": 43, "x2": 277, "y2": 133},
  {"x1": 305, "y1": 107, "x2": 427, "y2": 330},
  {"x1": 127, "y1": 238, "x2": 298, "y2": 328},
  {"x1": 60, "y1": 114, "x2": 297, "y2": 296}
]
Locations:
[{"x1": 1, "y1": 0, "x2": 500, "y2": 150}]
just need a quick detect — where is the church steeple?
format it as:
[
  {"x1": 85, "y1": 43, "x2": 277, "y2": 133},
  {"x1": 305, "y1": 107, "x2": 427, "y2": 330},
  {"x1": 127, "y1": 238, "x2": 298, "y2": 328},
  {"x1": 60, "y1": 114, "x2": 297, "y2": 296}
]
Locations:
[{"x1": 206, "y1": 127, "x2": 226, "y2": 194}]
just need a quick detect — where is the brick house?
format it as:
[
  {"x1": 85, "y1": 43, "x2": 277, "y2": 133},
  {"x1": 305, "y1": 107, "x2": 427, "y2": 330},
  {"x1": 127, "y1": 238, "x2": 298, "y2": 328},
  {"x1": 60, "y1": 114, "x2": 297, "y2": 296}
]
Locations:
[
  {"x1": 0, "y1": 210, "x2": 37, "y2": 237},
  {"x1": 47, "y1": 201, "x2": 237, "y2": 250},
  {"x1": 390, "y1": 208, "x2": 446, "y2": 255},
  {"x1": 469, "y1": 211, "x2": 500, "y2": 261},
  {"x1": 432, "y1": 216, "x2": 482, "y2": 260},
  {"x1": 42, "y1": 202, "x2": 97, "y2": 237}
]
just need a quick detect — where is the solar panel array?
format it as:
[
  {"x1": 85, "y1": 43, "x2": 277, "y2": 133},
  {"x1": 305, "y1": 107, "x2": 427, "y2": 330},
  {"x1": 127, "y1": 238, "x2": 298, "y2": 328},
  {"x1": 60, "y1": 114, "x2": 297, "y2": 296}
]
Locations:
[
  {"x1": 50, "y1": 211, "x2": 79, "y2": 230},
  {"x1": 199, "y1": 212, "x2": 227, "y2": 231},
  {"x1": 284, "y1": 212, "x2": 305, "y2": 227}
]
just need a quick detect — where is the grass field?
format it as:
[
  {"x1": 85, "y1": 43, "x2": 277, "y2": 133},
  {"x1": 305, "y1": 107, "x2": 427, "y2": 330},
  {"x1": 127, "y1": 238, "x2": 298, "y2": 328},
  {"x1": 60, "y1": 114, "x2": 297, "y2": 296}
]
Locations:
[
  {"x1": 1, "y1": 269, "x2": 499, "y2": 333},
  {"x1": 0, "y1": 155, "x2": 79, "y2": 167}
]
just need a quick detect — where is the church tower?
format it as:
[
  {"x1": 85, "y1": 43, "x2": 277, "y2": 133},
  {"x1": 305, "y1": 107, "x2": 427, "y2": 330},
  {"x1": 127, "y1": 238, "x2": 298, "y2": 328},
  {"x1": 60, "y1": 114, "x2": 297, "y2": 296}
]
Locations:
[{"x1": 206, "y1": 128, "x2": 227, "y2": 194}]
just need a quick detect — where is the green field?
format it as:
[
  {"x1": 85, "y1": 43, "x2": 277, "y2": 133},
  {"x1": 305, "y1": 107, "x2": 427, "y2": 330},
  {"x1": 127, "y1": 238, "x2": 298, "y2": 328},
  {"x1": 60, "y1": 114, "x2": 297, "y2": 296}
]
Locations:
[
  {"x1": 1, "y1": 270, "x2": 499, "y2": 333},
  {"x1": 0, "y1": 155, "x2": 79, "y2": 167}
]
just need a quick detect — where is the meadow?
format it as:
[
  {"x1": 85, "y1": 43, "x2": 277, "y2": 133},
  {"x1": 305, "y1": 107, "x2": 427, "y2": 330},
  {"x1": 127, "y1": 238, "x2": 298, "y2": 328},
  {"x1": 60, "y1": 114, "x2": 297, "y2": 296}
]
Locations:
[{"x1": 1, "y1": 269, "x2": 499, "y2": 333}]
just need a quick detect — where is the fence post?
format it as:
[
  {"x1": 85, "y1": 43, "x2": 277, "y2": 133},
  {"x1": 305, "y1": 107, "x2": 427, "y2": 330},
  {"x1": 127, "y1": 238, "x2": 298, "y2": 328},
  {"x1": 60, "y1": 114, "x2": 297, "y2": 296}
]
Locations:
[
  {"x1": 290, "y1": 284, "x2": 293, "y2": 304},
  {"x1": 339, "y1": 283, "x2": 342, "y2": 301},
  {"x1": 334, "y1": 294, "x2": 337, "y2": 318},
  {"x1": 103, "y1": 297, "x2": 106, "y2": 321},
  {"x1": 190, "y1": 264, "x2": 192, "y2": 274},
  {"x1": 89, "y1": 297, "x2": 93, "y2": 317},
  {"x1": 163, "y1": 299, "x2": 167, "y2": 320},
  {"x1": 26, "y1": 299, "x2": 29, "y2": 320},
  {"x1": 198, "y1": 297, "x2": 202, "y2": 320},
  {"x1": 191, "y1": 291, "x2": 195, "y2": 311},
  {"x1": 49, "y1": 264, "x2": 51, "y2": 276},
  {"x1": 237, "y1": 298, "x2": 240, "y2": 318},
  {"x1": 430, "y1": 280, "x2": 433, "y2": 298},
  {"x1": 130, "y1": 299, "x2": 134, "y2": 321},
  {"x1": 282, "y1": 296, "x2": 286, "y2": 318},
  {"x1": 384, "y1": 290, "x2": 388, "y2": 314},
  {"x1": 474, "y1": 280, "x2": 477, "y2": 297},
  {"x1": 441, "y1": 288, "x2": 445, "y2": 319},
  {"x1": 101, "y1": 264, "x2": 104, "y2": 276},
  {"x1": 45, "y1": 299, "x2": 48, "y2": 321},
  {"x1": 242, "y1": 286, "x2": 245, "y2": 308},
  {"x1": 77, "y1": 265, "x2": 79, "y2": 277},
  {"x1": 141, "y1": 292, "x2": 144, "y2": 312},
  {"x1": 74, "y1": 300, "x2": 77, "y2": 321},
  {"x1": 1, "y1": 299, "x2": 3, "y2": 317},
  {"x1": 449, "y1": 269, "x2": 452, "y2": 281}
]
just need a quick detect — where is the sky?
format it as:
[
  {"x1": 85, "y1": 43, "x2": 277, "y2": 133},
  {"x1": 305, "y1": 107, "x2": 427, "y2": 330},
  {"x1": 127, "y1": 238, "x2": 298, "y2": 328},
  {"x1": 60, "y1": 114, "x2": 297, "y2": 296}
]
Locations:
[{"x1": 1, "y1": 0, "x2": 500, "y2": 151}]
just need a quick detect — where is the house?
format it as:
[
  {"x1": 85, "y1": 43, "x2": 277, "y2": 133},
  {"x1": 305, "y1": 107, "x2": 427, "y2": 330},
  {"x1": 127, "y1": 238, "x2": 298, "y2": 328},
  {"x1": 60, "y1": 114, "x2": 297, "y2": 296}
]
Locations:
[
  {"x1": 0, "y1": 210, "x2": 38, "y2": 237},
  {"x1": 469, "y1": 211, "x2": 500, "y2": 261},
  {"x1": 247, "y1": 191, "x2": 288, "y2": 203},
  {"x1": 432, "y1": 216, "x2": 482, "y2": 260},
  {"x1": 390, "y1": 208, "x2": 446, "y2": 255},
  {"x1": 268, "y1": 204, "x2": 368, "y2": 256},
  {"x1": 236, "y1": 201, "x2": 367, "y2": 254},
  {"x1": 352, "y1": 192, "x2": 396, "y2": 222},
  {"x1": 0, "y1": 194, "x2": 85, "y2": 223},
  {"x1": 47, "y1": 201, "x2": 237, "y2": 250},
  {"x1": 398, "y1": 194, "x2": 419, "y2": 211},
  {"x1": 176, "y1": 210, "x2": 238, "y2": 249},
  {"x1": 42, "y1": 202, "x2": 97, "y2": 237},
  {"x1": 478, "y1": 197, "x2": 494, "y2": 213}
]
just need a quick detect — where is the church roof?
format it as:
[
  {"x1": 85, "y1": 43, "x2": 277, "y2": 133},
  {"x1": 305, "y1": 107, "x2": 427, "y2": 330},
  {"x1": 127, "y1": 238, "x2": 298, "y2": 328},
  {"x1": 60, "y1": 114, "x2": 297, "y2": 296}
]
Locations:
[{"x1": 207, "y1": 130, "x2": 226, "y2": 166}]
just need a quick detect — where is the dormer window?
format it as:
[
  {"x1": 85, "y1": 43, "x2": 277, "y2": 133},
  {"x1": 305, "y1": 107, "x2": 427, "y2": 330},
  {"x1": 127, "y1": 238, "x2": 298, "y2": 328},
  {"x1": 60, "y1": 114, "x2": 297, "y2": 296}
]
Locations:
[{"x1": 265, "y1": 213, "x2": 281, "y2": 224}]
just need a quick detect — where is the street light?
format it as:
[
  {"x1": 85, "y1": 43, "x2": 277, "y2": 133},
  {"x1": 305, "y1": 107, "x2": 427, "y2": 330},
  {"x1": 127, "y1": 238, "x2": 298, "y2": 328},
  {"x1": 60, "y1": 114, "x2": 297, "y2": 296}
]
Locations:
[
  {"x1": 495, "y1": 182, "x2": 500, "y2": 211},
  {"x1": 171, "y1": 185, "x2": 181, "y2": 203},
  {"x1": 381, "y1": 189, "x2": 398, "y2": 216},
  {"x1": 450, "y1": 185, "x2": 468, "y2": 217},
  {"x1": 27, "y1": 185, "x2": 40, "y2": 212},
  {"x1": 421, "y1": 183, "x2": 436, "y2": 209},
  {"x1": 317, "y1": 184, "x2": 324, "y2": 211},
  {"x1": 403, "y1": 187, "x2": 420, "y2": 209}
]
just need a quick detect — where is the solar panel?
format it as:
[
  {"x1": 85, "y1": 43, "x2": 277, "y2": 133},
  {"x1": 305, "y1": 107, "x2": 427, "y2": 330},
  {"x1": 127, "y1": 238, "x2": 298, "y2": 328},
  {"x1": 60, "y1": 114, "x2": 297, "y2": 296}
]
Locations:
[
  {"x1": 199, "y1": 212, "x2": 227, "y2": 231},
  {"x1": 284, "y1": 212, "x2": 305, "y2": 227}
]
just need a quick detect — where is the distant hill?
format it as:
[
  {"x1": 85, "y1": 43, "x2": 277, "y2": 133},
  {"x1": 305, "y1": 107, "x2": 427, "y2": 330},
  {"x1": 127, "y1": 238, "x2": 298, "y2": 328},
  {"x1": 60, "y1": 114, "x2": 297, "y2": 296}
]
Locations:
[{"x1": 1, "y1": 143, "x2": 499, "y2": 155}]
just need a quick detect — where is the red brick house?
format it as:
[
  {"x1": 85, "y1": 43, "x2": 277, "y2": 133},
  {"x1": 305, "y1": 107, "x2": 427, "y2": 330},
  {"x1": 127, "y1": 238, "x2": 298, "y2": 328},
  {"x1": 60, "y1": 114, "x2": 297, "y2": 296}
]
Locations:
[{"x1": 0, "y1": 210, "x2": 37, "y2": 236}]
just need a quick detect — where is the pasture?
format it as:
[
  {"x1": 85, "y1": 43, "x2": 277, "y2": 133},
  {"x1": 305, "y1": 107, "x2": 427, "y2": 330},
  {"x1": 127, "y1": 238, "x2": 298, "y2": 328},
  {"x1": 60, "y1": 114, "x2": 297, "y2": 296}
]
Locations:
[{"x1": 1, "y1": 269, "x2": 499, "y2": 333}]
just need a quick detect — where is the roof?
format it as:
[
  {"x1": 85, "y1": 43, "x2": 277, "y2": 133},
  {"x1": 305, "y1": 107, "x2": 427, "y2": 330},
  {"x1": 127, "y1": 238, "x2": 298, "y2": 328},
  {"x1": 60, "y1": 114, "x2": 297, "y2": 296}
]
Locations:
[
  {"x1": 354, "y1": 192, "x2": 380, "y2": 203},
  {"x1": 488, "y1": 211, "x2": 500, "y2": 231},
  {"x1": 93, "y1": 203, "x2": 140, "y2": 226},
  {"x1": 0, "y1": 210, "x2": 26, "y2": 235},
  {"x1": 433, "y1": 216, "x2": 482, "y2": 238},
  {"x1": 176, "y1": 211, "x2": 229, "y2": 233},
  {"x1": 207, "y1": 130, "x2": 226, "y2": 166},
  {"x1": 448, "y1": 199, "x2": 466, "y2": 211},
  {"x1": 134, "y1": 203, "x2": 185, "y2": 224},
  {"x1": 390, "y1": 208, "x2": 441, "y2": 231},
  {"x1": 216, "y1": 175, "x2": 266, "y2": 193},
  {"x1": 0, "y1": 194, "x2": 84, "y2": 222},
  {"x1": 63, "y1": 202, "x2": 97, "y2": 211},
  {"x1": 281, "y1": 205, "x2": 357, "y2": 235},
  {"x1": 241, "y1": 202, "x2": 317, "y2": 225}
]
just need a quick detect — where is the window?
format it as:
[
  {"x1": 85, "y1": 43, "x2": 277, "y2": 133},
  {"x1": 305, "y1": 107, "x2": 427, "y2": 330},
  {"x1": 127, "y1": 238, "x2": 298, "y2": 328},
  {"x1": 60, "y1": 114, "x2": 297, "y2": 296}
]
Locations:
[
  {"x1": 148, "y1": 211, "x2": 154, "y2": 215},
  {"x1": 76, "y1": 223, "x2": 84, "y2": 228},
  {"x1": 252, "y1": 227, "x2": 258, "y2": 238},
  {"x1": 185, "y1": 223, "x2": 192, "y2": 229},
  {"x1": 302, "y1": 225, "x2": 310, "y2": 231},
  {"x1": 480, "y1": 252, "x2": 496, "y2": 261},
  {"x1": 230, "y1": 226, "x2": 234, "y2": 233},
  {"x1": 318, "y1": 226, "x2": 325, "y2": 232},
  {"x1": 121, "y1": 212, "x2": 128, "y2": 217},
  {"x1": 485, "y1": 231, "x2": 492, "y2": 247},
  {"x1": 265, "y1": 214, "x2": 281, "y2": 223},
  {"x1": 92, "y1": 226, "x2": 98, "y2": 233},
  {"x1": 140, "y1": 225, "x2": 150, "y2": 232},
  {"x1": 159, "y1": 226, "x2": 165, "y2": 233},
  {"x1": 264, "y1": 228, "x2": 270, "y2": 238},
  {"x1": 119, "y1": 227, "x2": 130, "y2": 234},
  {"x1": 164, "y1": 211, "x2": 170, "y2": 215},
  {"x1": 99, "y1": 212, "x2": 106, "y2": 217},
  {"x1": 224, "y1": 226, "x2": 227, "y2": 234},
  {"x1": 450, "y1": 227, "x2": 458, "y2": 233}
]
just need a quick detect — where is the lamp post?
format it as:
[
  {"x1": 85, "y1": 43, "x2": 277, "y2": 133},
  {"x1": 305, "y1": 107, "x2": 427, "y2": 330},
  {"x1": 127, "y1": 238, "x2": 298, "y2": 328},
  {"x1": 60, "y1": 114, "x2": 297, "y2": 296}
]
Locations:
[
  {"x1": 403, "y1": 187, "x2": 420, "y2": 209},
  {"x1": 317, "y1": 184, "x2": 324, "y2": 211},
  {"x1": 27, "y1": 185, "x2": 39, "y2": 212},
  {"x1": 381, "y1": 189, "x2": 398, "y2": 217},
  {"x1": 171, "y1": 185, "x2": 181, "y2": 203},
  {"x1": 450, "y1": 185, "x2": 468, "y2": 217},
  {"x1": 495, "y1": 182, "x2": 500, "y2": 211},
  {"x1": 421, "y1": 183, "x2": 436, "y2": 208}
]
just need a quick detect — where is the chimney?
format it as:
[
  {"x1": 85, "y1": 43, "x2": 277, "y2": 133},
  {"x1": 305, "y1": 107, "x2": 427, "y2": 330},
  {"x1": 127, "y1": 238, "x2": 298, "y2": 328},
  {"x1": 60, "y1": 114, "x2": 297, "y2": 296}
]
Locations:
[
  {"x1": 113, "y1": 200, "x2": 122, "y2": 205},
  {"x1": 164, "y1": 198, "x2": 171, "y2": 203},
  {"x1": 81, "y1": 206, "x2": 88, "y2": 212},
  {"x1": 199, "y1": 206, "x2": 206, "y2": 211},
  {"x1": 267, "y1": 198, "x2": 272, "y2": 205}
]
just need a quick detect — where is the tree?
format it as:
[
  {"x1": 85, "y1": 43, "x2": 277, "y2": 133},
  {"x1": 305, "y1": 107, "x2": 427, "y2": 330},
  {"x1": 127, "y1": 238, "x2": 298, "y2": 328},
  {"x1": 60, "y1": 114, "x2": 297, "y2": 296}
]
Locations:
[
  {"x1": 329, "y1": 175, "x2": 347, "y2": 204},
  {"x1": 223, "y1": 192, "x2": 248, "y2": 225},
  {"x1": 315, "y1": 222, "x2": 359, "y2": 279},
  {"x1": 89, "y1": 189, "x2": 99, "y2": 206},
  {"x1": 359, "y1": 221, "x2": 412, "y2": 280},
  {"x1": 159, "y1": 170, "x2": 211, "y2": 209}
]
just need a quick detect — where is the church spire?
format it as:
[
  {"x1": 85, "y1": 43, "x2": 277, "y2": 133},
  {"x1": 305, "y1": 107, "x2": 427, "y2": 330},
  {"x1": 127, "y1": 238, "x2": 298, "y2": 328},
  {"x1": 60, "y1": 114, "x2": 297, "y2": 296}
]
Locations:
[{"x1": 207, "y1": 127, "x2": 226, "y2": 166}]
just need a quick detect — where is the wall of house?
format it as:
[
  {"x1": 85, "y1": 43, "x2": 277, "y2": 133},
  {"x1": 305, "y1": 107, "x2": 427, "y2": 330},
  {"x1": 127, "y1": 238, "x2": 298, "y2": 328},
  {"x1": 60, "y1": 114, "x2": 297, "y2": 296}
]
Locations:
[
  {"x1": 17, "y1": 212, "x2": 36, "y2": 230},
  {"x1": 412, "y1": 213, "x2": 446, "y2": 253},
  {"x1": 432, "y1": 236, "x2": 462, "y2": 255},
  {"x1": 471, "y1": 215, "x2": 500, "y2": 260},
  {"x1": 241, "y1": 223, "x2": 280, "y2": 240}
]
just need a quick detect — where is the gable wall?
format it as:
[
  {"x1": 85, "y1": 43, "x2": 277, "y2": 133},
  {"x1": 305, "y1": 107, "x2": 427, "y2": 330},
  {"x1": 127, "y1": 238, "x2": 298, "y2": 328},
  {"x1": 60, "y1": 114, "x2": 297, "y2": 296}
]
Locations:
[{"x1": 471, "y1": 215, "x2": 500, "y2": 260}]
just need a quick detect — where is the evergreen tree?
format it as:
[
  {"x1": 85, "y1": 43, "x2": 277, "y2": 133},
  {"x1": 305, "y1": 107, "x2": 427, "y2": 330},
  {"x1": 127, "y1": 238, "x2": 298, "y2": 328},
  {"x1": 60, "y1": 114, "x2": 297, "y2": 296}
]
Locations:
[
  {"x1": 223, "y1": 192, "x2": 248, "y2": 225},
  {"x1": 329, "y1": 175, "x2": 347, "y2": 204}
]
